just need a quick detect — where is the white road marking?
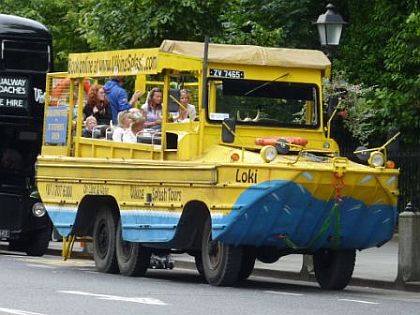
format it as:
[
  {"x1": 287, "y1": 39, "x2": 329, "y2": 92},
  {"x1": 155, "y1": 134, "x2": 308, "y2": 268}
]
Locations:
[
  {"x1": 82, "y1": 271, "x2": 98, "y2": 275},
  {"x1": 26, "y1": 264, "x2": 56, "y2": 269},
  {"x1": 58, "y1": 290, "x2": 167, "y2": 305},
  {"x1": 338, "y1": 298, "x2": 379, "y2": 305},
  {"x1": 0, "y1": 254, "x2": 25, "y2": 258},
  {"x1": 0, "y1": 307, "x2": 47, "y2": 315},
  {"x1": 265, "y1": 290, "x2": 303, "y2": 296}
]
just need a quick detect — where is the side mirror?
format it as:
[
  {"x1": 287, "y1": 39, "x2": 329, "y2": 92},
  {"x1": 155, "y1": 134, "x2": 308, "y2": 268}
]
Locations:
[
  {"x1": 327, "y1": 95, "x2": 339, "y2": 117},
  {"x1": 222, "y1": 118, "x2": 236, "y2": 143}
]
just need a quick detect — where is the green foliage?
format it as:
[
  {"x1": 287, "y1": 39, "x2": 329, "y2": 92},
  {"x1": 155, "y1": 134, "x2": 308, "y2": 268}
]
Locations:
[
  {"x1": 335, "y1": 0, "x2": 419, "y2": 144},
  {"x1": 0, "y1": 0, "x2": 90, "y2": 70},
  {"x1": 323, "y1": 73, "x2": 377, "y2": 145},
  {"x1": 216, "y1": 0, "x2": 333, "y2": 48},
  {"x1": 214, "y1": 0, "x2": 284, "y2": 46},
  {"x1": 78, "y1": 0, "x2": 228, "y2": 50}
]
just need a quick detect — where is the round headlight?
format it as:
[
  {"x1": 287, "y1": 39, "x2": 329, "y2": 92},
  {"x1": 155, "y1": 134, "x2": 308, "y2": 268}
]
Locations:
[
  {"x1": 260, "y1": 145, "x2": 277, "y2": 163},
  {"x1": 32, "y1": 202, "x2": 46, "y2": 218},
  {"x1": 369, "y1": 151, "x2": 385, "y2": 167}
]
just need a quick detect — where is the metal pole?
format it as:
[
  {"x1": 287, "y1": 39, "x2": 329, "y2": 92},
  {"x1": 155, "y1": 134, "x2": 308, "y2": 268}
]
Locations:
[{"x1": 201, "y1": 36, "x2": 209, "y2": 109}]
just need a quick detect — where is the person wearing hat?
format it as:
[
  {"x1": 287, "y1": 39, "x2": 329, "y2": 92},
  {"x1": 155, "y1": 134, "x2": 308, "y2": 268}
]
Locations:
[{"x1": 104, "y1": 77, "x2": 144, "y2": 124}]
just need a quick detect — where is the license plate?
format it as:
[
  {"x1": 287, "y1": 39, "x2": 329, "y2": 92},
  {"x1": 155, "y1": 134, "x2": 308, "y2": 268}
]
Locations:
[
  {"x1": 209, "y1": 68, "x2": 245, "y2": 79},
  {"x1": 0, "y1": 229, "x2": 10, "y2": 238}
]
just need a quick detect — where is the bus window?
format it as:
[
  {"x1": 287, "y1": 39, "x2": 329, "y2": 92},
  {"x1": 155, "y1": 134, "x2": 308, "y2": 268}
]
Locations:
[{"x1": 2, "y1": 40, "x2": 50, "y2": 72}]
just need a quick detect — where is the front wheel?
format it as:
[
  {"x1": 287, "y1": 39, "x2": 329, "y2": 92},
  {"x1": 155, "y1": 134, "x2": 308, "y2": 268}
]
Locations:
[
  {"x1": 201, "y1": 217, "x2": 242, "y2": 286},
  {"x1": 25, "y1": 220, "x2": 52, "y2": 256},
  {"x1": 93, "y1": 208, "x2": 119, "y2": 274},
  {"x1": 313, "y1": 249, "x2": 356, "y2": 290},
  {"x1": 116, "y1": 221, "x2": 151, "y2": 276}
]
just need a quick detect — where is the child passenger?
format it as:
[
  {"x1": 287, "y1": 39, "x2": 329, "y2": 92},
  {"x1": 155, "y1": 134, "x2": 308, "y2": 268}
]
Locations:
[
  {"x1": 82, "y1": 116, "x2": 98, "y2": 138},
  {"x1": 112, "y1": 111, "x2": 131, "y2": 142},
  {"x1": 175, "y1": 89, "x2": 197, "y2": 122}
]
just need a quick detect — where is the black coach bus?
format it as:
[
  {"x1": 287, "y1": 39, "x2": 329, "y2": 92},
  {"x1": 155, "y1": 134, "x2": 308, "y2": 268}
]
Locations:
[{"x1": 0, "y1": 14, "x2": 52, "y2": 255}]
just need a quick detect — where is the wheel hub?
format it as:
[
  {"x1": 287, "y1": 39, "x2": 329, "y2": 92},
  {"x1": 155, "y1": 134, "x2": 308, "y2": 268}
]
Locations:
[{"x1": 206, "y1": 236, "x2": 223, "y2": 270}]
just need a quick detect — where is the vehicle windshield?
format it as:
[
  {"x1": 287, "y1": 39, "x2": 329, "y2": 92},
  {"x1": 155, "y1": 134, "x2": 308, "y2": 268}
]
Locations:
[{"x1": 209, "y1": 79, "x2": 319, "y2": 128}]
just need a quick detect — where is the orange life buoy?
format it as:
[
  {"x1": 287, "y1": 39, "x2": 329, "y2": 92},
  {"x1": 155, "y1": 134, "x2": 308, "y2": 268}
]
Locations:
[{"x1": 50, "y1": 78, "x2": 91, "y2": 106}]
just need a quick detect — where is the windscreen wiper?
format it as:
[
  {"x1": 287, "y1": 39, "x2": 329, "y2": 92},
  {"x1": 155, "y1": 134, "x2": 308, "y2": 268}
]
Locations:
[{"x1": 244, "y1": 73, "x2": 290, "y2": 96}]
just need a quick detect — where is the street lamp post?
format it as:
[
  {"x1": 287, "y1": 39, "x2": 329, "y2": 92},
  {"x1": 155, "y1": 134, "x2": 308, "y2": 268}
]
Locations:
[{"x1": 314, "y1": 3, "x2": 347, "y2": 59}]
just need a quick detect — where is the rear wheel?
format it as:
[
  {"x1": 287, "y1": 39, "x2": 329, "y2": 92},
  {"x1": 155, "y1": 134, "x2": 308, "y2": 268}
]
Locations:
[
  {"x1": 201, "y1": 217, "x2": 242, "y2": 286},
  {"x1": 313, "y1": 249, "x2": 356, "y2": 290},
  {"x1": 238, "y1": 247, "x2": 256, "y2": 281},
  {"x1": 116, "y1": 221, "x2": 151, "y2": 276},
  {"x1": 93, "y1": 208, "x2": 119, "y2": 274},
  {"x1": 194, "y1": 254, "x2": 204, "y2": 276}
]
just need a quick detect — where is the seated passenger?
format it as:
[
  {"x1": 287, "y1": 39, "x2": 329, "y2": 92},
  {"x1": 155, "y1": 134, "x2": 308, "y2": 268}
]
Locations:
[
  {"x1": 141, "y1": 87, "x2": 162, "y2": 129},
  {"x1": 82, "y1": 116, "x2": 98, "y2": 138},
  {"x1": 175, "y1": 89, "x2": 197, "y2": 122},
  {"x1": 112, "y1": 111, "x2": 131, "y2": 142},
  {"x1": 83, "y1": 84, "x2": 112, "y2": 125},
  {"x1": 122, "y1": 110, "x2": 146, "y2": 143}
]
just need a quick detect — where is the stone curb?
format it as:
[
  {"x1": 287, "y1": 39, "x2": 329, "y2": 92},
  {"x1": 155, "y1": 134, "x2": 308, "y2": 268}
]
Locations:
[{"x1": 173, "y1": 260, "x2": 420, "y2": 293}]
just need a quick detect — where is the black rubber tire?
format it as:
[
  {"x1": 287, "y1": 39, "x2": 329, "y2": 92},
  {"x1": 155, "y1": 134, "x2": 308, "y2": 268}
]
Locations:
[
  {"x1": 201, "y1": 217, "x2": 243, "y2": 286},
  {"x1": 256, "y1": 246, "x2": 281, "y2": 264},
  {"x1": 51, "y1": 228, "x2": 63, "y2": 242},
  {"x1": 194, "y1": 254, "x2": 204, "y2": 277},
  {"x1": 238, "y1": 247, "x2": 256, "y2": 281},
  {"x1": 93, "y1": 208, "x2": 119, "y2": 274},
  {"x1": 313, "y1": 249, "x2": 356, "y2": 290},
  {"x1": 116, "y1": 221, "x2": 151, "y2": 276},
  {"x1": 25, "y1": 220, "x2": 52, "y2": 257},
  {"x1": 8, "y1": 239, "x2": 26, "y2": 252}
]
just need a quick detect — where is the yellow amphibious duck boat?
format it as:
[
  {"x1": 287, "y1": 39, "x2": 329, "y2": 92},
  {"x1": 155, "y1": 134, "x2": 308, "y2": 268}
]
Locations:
[{"x1": 36, "y1": 40, "x2": 399, "y2": 289}]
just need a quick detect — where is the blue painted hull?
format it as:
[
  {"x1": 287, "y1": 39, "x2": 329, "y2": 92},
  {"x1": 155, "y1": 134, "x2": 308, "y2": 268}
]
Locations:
[
  {"x1": 214, "y1": 180, "x2": 396, "y2": 250},
  {"x1": 46, "y1": 180, "x2": 396, "y2": 251}
]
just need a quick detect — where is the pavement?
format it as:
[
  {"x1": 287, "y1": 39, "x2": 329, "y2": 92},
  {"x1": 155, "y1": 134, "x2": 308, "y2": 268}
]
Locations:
[{"x1": 2, "y1": 236, "x2": 419, "y2": 292}]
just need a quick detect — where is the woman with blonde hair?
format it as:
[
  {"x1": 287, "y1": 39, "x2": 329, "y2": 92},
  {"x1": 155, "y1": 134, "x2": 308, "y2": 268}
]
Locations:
[{"x1": 122, "y1": 109, "x2": 146, "y2": 143}]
